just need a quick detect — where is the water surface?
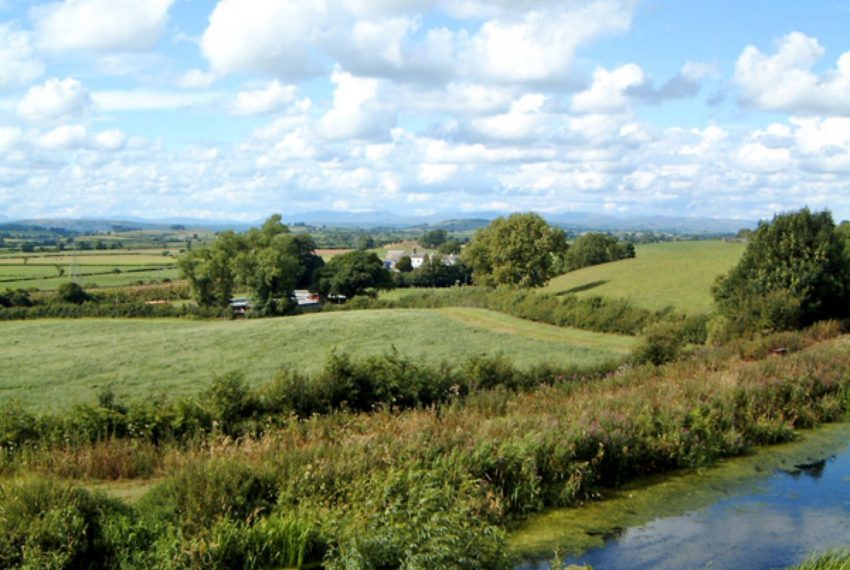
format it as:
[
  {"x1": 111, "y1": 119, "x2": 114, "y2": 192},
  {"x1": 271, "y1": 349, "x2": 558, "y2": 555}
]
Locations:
[{"x1": 512, "y1": 422, "x2": 850, "y2": 569}]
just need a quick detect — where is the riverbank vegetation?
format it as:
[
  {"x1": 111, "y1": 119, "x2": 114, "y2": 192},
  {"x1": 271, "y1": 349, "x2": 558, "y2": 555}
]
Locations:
[{"x1": 1, "y1": 321, "x2": 848, "y2": 568}]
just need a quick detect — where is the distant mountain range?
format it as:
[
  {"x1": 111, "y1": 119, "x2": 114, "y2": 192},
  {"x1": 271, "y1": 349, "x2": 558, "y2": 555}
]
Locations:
[{"x1": 1, "y1": 211, "x2": 755, "y2": 235}]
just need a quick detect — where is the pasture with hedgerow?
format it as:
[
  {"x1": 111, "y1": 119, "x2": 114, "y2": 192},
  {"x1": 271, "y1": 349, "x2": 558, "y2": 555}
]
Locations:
[{"x1": 4, "y1": 4, "x2": 850, "y2": 569}]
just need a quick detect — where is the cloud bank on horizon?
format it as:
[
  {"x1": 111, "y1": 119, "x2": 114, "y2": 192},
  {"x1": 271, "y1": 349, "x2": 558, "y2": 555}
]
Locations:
[{"x1": 1, "y1": 0, "x2": 849, "y2": 221}]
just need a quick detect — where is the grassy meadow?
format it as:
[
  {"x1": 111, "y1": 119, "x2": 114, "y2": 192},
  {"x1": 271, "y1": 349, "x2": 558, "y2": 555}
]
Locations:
[
  {"x1": 0, "y1": 308, "x2": 633, "y2": 410},
  {"x1": 545, "y1": 240, "x2": 746, "y2": 314}
]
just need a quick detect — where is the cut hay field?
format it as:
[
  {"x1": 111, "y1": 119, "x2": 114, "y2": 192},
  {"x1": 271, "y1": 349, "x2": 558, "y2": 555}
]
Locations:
[
  {"x1": 544, "y1": 240, "x2": 746, "y2": 314},
  {"x1": 0, "y1": 308, "x2": 634, "y2": 411}
]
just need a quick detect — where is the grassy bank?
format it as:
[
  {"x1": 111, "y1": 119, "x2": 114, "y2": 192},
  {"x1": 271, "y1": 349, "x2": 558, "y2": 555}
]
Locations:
[
  {"x1": 793, "y1": 552, "x2": 850, "y2": 569},
  {"x1": 1, "y1": 323, "x2": 847, "y2": 568},
  {"x1": 0, "y1": 308, "x2": 632, "y2": 410}
]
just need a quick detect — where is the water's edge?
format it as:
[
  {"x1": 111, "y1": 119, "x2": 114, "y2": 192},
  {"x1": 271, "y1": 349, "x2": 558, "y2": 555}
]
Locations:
[{"x1": 510, "y1": 421, "x2": 850, "y2": 567}]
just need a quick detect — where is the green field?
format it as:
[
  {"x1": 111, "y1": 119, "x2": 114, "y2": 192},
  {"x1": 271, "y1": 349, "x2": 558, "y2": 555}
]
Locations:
[
  {"x1": 0, "y1": 250, "x2": 178, "y2": 290},
  {"x1": 0, "y1": 308, "x2": 634, "y2": 410},
  {"x1": 544, "y1": 240, "x2": 746, "y2": 314}
]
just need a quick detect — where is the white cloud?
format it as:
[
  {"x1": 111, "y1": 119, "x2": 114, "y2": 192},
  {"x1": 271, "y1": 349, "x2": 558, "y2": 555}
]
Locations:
[
  {"x1": 177, "y1": 69, "x2": 216, "y2": 90},
  {"x1": 0, "y1": 24, "x2": 44, "y2": 90},
  {"x1": 571, "y1": 64, "x2": 644, "y2": 114},
  {"x1": 201, "y1": 0, "x2": 327, "y2": 78},
  {"x1": 419, "y1": 162, "x2": 458, "y2": 184},
  {"x1": 233, "y1": 81, "x2": 297, "y2": 115},
  {"x1": 472, "y1": 93, "x2": 551, "y2": 140},
  {"x1": 735, "y1": 32, "x2": 850, "y2": 115},
  {"x1": 92, "y1": 90, "x2": 218, "y2": 112},
  {"x1": 18, "y1": 77, "x2": 92, "y2": 121},
  {"x1": 37, "y1": 124, "x2": 88, "y2": 150},
  {"x1": 93, "y1": 129, "x2": 127, "y2": 151},
  {"x1": 319, "y1": 70, "x2": 394, "y2": 140},
  {"x1": 198, "y1": 0, "x2": 636, "y2": 87},
  {"x1": 32, "y1": 0, "x2": 175, "y2": 53},
  {"x1": 0, "y1": 126, "x2": 21, "y2": 152},
  {"x1": 467, "y1": 1, "x2": 634, "y2": 84}
]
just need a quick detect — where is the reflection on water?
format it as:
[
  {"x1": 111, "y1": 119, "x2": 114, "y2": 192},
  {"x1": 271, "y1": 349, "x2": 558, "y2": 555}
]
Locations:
[{"x1": 512, "y1": 423, "x2": 850, "y2": 570}]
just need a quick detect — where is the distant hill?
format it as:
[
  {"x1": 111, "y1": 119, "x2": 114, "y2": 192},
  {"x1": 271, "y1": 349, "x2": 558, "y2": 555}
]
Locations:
[{"x1": 4, "y1": 211, "x2": 756, "y2": 235}]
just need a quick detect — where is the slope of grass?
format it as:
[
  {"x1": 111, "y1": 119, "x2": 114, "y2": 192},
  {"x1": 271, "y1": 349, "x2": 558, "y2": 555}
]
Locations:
[
  {"x1": 0, "y1": 308, "x2": 632, "y2": 410},
  {"x1": 544, "y1": 240, "x2": 745, "y2": 314}
]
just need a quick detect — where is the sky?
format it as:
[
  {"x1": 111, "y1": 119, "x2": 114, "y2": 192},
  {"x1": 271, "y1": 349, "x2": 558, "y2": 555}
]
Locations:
[{"x1": 1, "y1": 0, "x2": 850, "y2": 222}]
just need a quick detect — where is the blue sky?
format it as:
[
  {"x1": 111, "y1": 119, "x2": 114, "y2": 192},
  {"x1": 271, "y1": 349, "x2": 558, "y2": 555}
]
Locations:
[{"x1": 1, "y1": 0, "x2": 850, "y2": 221}]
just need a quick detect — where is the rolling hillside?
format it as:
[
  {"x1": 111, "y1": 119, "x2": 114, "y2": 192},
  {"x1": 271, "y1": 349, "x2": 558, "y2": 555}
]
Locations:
[{"x1": 545, "y1": 240, "x2": 746, "y2": 314}]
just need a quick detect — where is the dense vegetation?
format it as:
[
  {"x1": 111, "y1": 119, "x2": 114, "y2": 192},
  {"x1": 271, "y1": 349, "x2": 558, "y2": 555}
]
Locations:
[
  {"x1": 315, "y1": 250, "x2": 393, "y2": 299},
  {"x1": 1, "y1": 322, "x2": 847, "y2": 568},
  {"x1": 179, "y1": 215, "x2": 323, "y2": 312}
]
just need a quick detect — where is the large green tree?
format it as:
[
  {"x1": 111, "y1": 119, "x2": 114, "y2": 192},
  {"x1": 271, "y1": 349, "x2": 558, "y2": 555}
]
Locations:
[
  {"x1": 316, "y1": 250, "x2": 393, "y2": 299},
  {"x1": 178, "y1": 214, "x2": 324, "y2": 311},
  {"x1": 712, "y1": 208, "x2": 850, "y2": 334},
  {"x1": 461, "y1": 213, "x2": 567, "y2": 287}
]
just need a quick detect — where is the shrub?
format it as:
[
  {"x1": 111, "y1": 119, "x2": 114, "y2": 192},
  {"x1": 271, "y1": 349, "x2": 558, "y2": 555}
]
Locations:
[
  {"x1": 142, "y1": 460, "x2": 279, "y2": 534},
  {"x1": 56, "y1": 282, "x2": 91, "y2": 305},
  {"x1": 0, "y1": 479, "x2": 126, "y2": 570},
  {"x1": 632, "y1": 321, "x2": 686, "y2": 365}
]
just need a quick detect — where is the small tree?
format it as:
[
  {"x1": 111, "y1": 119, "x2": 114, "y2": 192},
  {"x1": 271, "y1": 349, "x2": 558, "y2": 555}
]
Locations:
[
  {"x1": 713, "y1": 208, "x2": 850, "y2": 335},
  {"x1": 396, "y1": 256, "x2": 413, "y2": 272},
  {"x1": 354, "y1": 233, "x2": 375, "y2": 251},
  {"x1": 57, "y1": 282, "x2": 90, "y2": 304}
]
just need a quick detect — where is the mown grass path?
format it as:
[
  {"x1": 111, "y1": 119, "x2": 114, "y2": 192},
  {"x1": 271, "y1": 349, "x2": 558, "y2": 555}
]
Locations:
[{"x1": 0, "y1": 309, "x2": 631, "y2": 410}]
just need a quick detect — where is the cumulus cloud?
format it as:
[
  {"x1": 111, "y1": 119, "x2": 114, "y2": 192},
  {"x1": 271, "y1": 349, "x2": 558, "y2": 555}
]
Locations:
[
  {"x1": 18, "y1": 77, "x2": 92, "y2": 121},
  {"x1": 0, "y1": 24, "x2": 44, "y2": 90},
  {"x1": 467, "y1": 1, "x2": 633, "y2": 84},
  {"x1": 472, "y1": 93, "x2": 552, "y2": 140},
  {"x1": 233, "y1": 81, "x2": 297, "y2": 115},
  {"x1": 199, "y1": 0, "x2": 636, "y2": 87},
  {"x1": 177, "y1": 69, "x2": 216, "y2": 90},
  {"x1": 93, "y1": 129, "x2": 127, "y2": 151},
  {"x1": 31, "y1": 0, "x2": 175, "y2": 53},
  {"x1": 36, "y1": 124, "x2": 89, "y2": 150},
  {"x1": 92, "y1": 90, "x2": 218, "y2": 112},
  {"x1": 571, "y1": 64, "x2": 644, "y2": 114},
  {"x1": 735, "y1": 32, "x2": 850, "y2": 115},
  {"x1": 201, "y1": 0, "x2": 327, "y2": 78},
  {"x1": 319, "y1": 70, "x2": 394, "y2": 140}
]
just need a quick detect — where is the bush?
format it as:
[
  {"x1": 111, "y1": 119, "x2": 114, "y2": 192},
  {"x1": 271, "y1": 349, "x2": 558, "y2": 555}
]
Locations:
[
  {"x1": 323, "y1": 469, "x2": 510, "y2": 570},
  {"x1": 56, "y1": 282, "x2": 91, "y2": 305},
  {"x1": 0, "y1": 479, "x2": 126, "y2": 570},
  {"x1": 143, "y1": 460, "x2": 279, "y2": 534},
  {"x1": 632, "y1": 321, "x2": 687, "y2": 365}
]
